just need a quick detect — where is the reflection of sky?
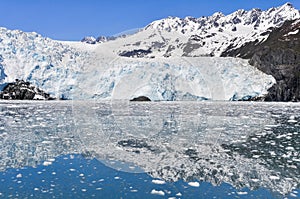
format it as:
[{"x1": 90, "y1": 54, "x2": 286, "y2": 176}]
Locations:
[
  {"x1": 0, "y1": 154, "x2": 294, "y2": 199},
  {"x1": 0, "y1": 101, "x2": 300, "y2": 197}
]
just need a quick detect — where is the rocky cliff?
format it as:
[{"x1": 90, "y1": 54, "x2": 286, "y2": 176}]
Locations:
[
  {"x1": 0, "y1": 79, "x2": 54, "y2": 100},
  {"x1": 222, "y1": 19, "x2": 300, "y2": 101}
]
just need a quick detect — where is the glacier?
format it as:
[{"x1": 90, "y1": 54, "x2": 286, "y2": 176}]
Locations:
[{"x1": 0, "y1": 26, "x2": 275, "y2": 101}]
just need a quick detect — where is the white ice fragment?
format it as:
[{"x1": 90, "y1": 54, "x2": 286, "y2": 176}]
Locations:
[
  {"x1": 81, "y1": 189, "x2": 87, "y2": 192},
  {"x1": 269, "y1": 175, "x2": 280, "y2": 180},
  {"x1": 43, "y1": 161, "x2": 52, "y2": 166},
  {"x1": 251, "y1": 178, "x2": 260, "y2": 182},
  {"x1": 188, "y1": 181, "x2": 200, "y2": 187},
  {"x1": 290, "y1": 193, "x2": 298, "y2": 197},
  {"x1": 79, "y1": 173, "x2": 84, "y2": 177},
  {"x1": 152, "y1": 179, "x2": 166, "y2": 185},
  {"x1": 69, "y1": 168, "x2": 76, "y2": 172},
  {"x1": 176, "y1": 192, "x2": 182, "y2": 196},
  {"x1": 237, "y1": 191, "x2": 248, "y2": 195},
  {"x1": 286, "y1": 146, "x2": 294, "y2": 151},
  {"x1": 114, "y1": 176, "x2": 120, "y2": 180},
  {"x1": 151, "y1": 189, "x2": 165, "y2": 196},
  {"x1": 16, "y1": 173, "x2": 22, "y2": 178}
]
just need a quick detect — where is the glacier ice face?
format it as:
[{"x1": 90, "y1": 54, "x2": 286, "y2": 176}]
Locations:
[
  {"x1": 77, "y1": 56, "x2": 275, "y2": 101},
  {"x1": 0, "y1": 27, "x2": 90, "y2": 99},
  {"x1": 0, "y1": 26, "x2": 275, "y2": 100}
]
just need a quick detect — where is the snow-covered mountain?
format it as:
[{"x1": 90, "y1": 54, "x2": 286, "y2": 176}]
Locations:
[
  {"x1": 104, "y1": 2, "x2": 300, "y2": 58},
  {"x1": 1, "y1": 3, "x2": 299, "y2": 100}
]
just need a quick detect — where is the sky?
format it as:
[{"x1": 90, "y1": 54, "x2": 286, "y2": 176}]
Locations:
[{"x1": 0, "y1": 0, "x2": 299, "y2": 41}]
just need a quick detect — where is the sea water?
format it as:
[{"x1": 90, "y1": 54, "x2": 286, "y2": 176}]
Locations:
[{"x1": 0, "y1": 100, "x2": 299, "y2": 198}]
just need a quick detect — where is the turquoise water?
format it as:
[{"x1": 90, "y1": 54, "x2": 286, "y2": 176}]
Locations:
[{"x1": 0, "y1": 101, "x2": 299, "y2": 198}]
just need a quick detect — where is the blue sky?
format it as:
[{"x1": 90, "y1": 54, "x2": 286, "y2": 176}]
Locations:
[{"x1": 0, "y1": 0, "x2": 299, "y2": 41}]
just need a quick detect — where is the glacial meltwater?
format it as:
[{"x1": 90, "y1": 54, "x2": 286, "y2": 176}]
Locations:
[{"x1": 0, "y1": 101, "x2": 299, "y2": 198}]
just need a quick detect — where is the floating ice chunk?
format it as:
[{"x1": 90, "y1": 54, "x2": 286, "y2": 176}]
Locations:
[
  {"x1": 176, "y1": 192, "x2": 182, "y2": 196},
  {"x1": 269, "y1": 175, "x2": 280, "y2": 180},
  {"x1": 151, "y1": 189, "x2": 165, "y2": 196},
  {"x1": 188, "y1": 181, "x2": 200, "y2": 187},
  {"x1": 288, "y1": 120, "x2": 297, "y2": 123},
  {"x1": 237, "y1": 191, "x2": 248, "y2": 195},
  {"x1": 152, "y1": 179, "x2": 166, "y2": 184},
  {"x1": 286, "y1": 146, "x2": 295, "y2": 151},
  {"x1": 43, "y1": 161, "x2": 52, "y2": 166},
  {"x1": 16, "y1": 173, "x2": 22, "y2": 178}
]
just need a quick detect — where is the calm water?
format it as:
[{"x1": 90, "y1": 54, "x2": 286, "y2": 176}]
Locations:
[{"x1": 0, "y1": 100, "x2": 299, "y2": 198}]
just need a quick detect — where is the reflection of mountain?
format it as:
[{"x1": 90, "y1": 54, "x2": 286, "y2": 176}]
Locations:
[{"x1": 0, "y1": 101, "x2": 299, "y2": 195}]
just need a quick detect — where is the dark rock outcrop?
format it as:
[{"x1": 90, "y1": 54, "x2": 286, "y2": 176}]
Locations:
[
  {"x1": 0, "y1": 79, "x2": 54, "y2": 100},
  {"x1": 130, "y1": 96, "x2": 151, "y2": 102},
  {"x1": 222, "y1": 19, "x2": 300, "y2": 101},
  {"x1": 119, "y1": 49, "x2": 152, "y2": 58}
]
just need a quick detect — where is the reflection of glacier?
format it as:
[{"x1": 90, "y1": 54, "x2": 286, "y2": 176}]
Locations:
[{"x1": 0, "y1": 101, "x2": 299, "y2": 195}]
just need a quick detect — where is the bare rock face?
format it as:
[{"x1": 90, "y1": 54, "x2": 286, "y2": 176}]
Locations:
[
  {"x1": 130, "y1": 96, "x2": 151, "y2": 102},
  {"x1": 0, "y1": 79, "x2": 54, "y2": 100},
  {"x1": 222, "y1": 19, "x2": 300, "y2": 101}
]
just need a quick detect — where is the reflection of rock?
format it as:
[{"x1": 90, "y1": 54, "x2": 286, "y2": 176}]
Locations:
[
  {"x1": 0, "y1": 79, "x2": 54, "y2": 100},
  {"x1": 0, "y1": 101, "x2": 299, "y2": 196},
  {"x1": 130, "y1": 96, "x2": 151, "y2": 101}
]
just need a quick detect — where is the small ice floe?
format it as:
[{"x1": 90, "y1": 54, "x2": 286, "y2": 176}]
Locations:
[
  {"x1": 288, "y1": 116, "x2": 297, "y2": 123},
  {"x1": 292, "y1": 158, "x2": 300, "y2": 162},
  {"x1": 269, "y1": 175, "x2": 280, "y2": 180},
  {"x1": 16, "y1": 173, "x2": 22, "y2": 178},
  {"x1": 251, "y1": 178, "x2": 260, "y2": 182},
  {"x1": 188, "y1": 181, "x2": 200, "y2": 187},
  {"x1": 286, "y1": 146, "x2": 295, "y2": 151},
  {"x1": 69, "y1": 168, "x2": 76, "y2": 172},
  {"x1": 150, "y1": 189, "x2": 165, "y2": 196},
  {"x1": 114, "y1": 176, "x2": 120, "y2": 180},
  {"x1": 152, "y1": 179, "x2": 166, "y2": 185},
  {"x1": 43, "y1": 161, "x2": 52, "y2": 166},
  {"x1": 237, "y1": 191, "x2": 248, "y2": 195},
  {"x1": 176, "y1": 192, "x2": 182, "y2": 196}
]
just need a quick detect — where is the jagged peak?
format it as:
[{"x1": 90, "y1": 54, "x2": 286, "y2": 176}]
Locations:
[
  {"x1": 281, "y1": 2, "x2": 294, "y2": 9},
  {"x1": 211, "y1": 11, "x2": 225, "y2": 18},
  {"x1": 144, "y1": 3, "x2": 300, "y2": 33}
]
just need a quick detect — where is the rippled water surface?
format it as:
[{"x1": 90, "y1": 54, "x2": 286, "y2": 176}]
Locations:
[{"x1": 0, "y1": 101, "x2": 299, "y2": 198}]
